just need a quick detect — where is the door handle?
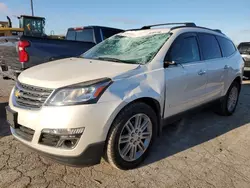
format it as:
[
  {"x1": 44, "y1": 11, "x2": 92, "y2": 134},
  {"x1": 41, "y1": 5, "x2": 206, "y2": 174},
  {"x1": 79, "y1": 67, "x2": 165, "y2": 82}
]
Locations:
[
  {"x1": 224, "y1": 65, "x2": 230, "y2": 69},
  {"x1": 198, "y1": 70, "x2": 206, "y2": 75}
]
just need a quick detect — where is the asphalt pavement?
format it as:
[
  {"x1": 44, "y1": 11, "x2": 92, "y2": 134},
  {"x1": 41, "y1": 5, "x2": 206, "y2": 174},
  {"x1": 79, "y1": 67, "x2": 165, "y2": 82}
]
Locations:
[{"x1": 1, "y1": 78, "x2": 250, "y2": 188}]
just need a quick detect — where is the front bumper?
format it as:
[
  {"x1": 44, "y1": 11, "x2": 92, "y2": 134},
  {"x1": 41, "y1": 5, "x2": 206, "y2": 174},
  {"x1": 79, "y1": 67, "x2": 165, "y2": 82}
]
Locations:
[
  {"x1": 21, "y1": 140, "x2": 105, "y2": 166},
  {"x1": 8, "y1": 87, "x2": 122, "y2": 166}
]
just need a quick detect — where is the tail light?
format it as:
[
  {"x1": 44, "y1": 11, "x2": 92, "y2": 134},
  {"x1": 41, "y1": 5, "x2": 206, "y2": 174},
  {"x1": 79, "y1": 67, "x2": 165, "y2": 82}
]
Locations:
[
  {"x1": 74, "y1": 27, "x2": 84, "y2": 31},
  {"x1": 18, "y1": 40, "x2": 30, "y2": 63}
]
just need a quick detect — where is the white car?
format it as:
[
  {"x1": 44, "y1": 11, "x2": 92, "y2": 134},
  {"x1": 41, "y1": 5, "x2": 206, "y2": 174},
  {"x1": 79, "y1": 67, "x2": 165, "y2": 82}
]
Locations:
[{"x1": 6, "y1": 23, "x2": 244, "y2": 170}]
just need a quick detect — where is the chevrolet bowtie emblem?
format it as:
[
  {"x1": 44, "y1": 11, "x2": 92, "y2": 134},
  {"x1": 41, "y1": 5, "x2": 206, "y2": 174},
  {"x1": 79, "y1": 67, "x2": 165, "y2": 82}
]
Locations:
[{"x1": 15, "y1": 90, "x2": 21, "y2": 98}]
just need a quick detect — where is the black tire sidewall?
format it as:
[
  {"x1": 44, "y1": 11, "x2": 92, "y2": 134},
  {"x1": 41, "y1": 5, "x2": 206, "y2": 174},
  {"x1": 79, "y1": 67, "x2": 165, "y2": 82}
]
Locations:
[
  {"x1": 109, "y1": 103, "x2": 157, "y2": 170},
  {"x1": 224, "y1": 82, "x2": 240, "y2": 115}
]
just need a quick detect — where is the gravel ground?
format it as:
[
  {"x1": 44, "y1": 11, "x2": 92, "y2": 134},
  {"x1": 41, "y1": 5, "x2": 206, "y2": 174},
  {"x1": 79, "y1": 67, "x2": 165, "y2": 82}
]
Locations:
[{"x1": 0, "y1": 78, "x2": 250, "y2": 188}]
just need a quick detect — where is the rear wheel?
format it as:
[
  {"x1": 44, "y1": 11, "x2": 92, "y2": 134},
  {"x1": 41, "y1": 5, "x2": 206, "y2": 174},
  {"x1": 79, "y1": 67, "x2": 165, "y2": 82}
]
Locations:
[
  {"x1": 215, "y1": 81, "x2": 240, "y2": 116},
  {"x1": 105, "y1": 102, "x2": 157, "y2": 170}
]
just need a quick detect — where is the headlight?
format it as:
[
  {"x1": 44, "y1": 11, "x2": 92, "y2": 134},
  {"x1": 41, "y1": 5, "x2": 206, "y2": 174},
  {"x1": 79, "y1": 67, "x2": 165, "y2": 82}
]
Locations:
[{"x1": 45, "y1": 78, "x2": 112, "y2": 106}]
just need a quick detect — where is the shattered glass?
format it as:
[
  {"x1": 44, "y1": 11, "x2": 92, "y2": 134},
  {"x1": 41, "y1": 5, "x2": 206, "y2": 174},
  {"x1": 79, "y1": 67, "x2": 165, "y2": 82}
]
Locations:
[{"x1": 82, "y1": 32, "x2": 171, "y2": 64}]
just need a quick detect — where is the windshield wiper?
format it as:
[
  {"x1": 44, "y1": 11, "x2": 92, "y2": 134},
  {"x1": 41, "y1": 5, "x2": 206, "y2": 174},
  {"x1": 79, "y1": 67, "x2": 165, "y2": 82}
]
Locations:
[
  {"x1": 96, "y1": 57, "x2": 125, "y2": 62},
  {"x1": 96, "y1": 57, "x2": 138, "y2": 64}
]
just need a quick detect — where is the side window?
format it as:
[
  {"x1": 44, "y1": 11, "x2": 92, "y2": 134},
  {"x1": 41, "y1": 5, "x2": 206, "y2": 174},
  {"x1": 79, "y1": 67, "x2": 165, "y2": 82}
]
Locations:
[
  {"x1": 168, "y1": 36, "x2": 200, "y2": 64},
  {"x1": 216, "y1": 36, "x2": 236, "y2": 57},
  {"x1": 101, "y1": 29, "x2": 119, "y2": 40},
  {"x1": 66, "y1": 30, "x2": 76, "y2": 41},
  {"x1": 198, "y1": 33, "x2": 222, "y2": 60}
]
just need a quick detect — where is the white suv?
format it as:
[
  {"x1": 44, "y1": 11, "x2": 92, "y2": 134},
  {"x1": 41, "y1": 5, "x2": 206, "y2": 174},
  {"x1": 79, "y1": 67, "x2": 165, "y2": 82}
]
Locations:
[{"x1": 6, "y1": 23, "x2": 244, "y2": 170}]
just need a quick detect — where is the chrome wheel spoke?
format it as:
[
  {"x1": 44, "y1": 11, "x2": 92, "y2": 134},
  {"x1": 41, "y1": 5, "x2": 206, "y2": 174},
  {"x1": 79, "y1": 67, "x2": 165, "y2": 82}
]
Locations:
[
  {"x1": 129, "y1": 145, "x2": 137, "y2": 160},
  {"x1": 141, "y1": 132, "x2": 151, "y2": 139},
  {"x1": 135, "y1": 115, "x2": 142, "y2": 129},
  {"x1": 119, "y1": 135, "x2": 130, "y2": 144},
  {"x1": 125, "y1": 121, "x2": 134, "y2": 133},
  {"x1": 121, "y1": 143, "x2": 132, "y2": 157},
  {"x1": 138, "y1": 141, "x2": 145, "y2": 152},
  {"x1": 140, "y1": 119, "x2": 149, "y2": 132},
  {"x1": 118, "y1": 113, "x2": 153, "y2": 162}
]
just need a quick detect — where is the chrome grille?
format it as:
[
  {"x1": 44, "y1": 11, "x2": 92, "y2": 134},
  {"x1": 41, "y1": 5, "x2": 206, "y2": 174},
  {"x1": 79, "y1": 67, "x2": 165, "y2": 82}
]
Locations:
[
  {"x1": 14, "y1": 82, "x2": 53, "y2": 109},
  {"x1": 245, "y1": 61, "x2": 250, "y2": 68}
]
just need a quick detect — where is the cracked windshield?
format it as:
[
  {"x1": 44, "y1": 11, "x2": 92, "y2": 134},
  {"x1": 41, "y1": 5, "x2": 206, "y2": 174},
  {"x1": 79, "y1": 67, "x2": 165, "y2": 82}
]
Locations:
[{"x1": 83, "y1": 32, "x2": 171, "y2": 64}]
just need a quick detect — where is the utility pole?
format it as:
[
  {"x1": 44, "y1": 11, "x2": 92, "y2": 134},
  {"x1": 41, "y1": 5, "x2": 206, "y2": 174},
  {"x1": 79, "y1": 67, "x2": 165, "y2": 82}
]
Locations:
[{"x1": 30, "y1": 0, "x2": 34, "y2": 16}]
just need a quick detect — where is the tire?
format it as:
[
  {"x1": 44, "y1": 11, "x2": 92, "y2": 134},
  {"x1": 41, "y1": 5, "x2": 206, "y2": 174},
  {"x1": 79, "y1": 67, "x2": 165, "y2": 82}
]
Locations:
[
  {"x1": 105, "y1": 102, "x2": 157, "y2": 170},
  {"x1": 215, "y1": 81, "x2": 240, "y2": 116}
]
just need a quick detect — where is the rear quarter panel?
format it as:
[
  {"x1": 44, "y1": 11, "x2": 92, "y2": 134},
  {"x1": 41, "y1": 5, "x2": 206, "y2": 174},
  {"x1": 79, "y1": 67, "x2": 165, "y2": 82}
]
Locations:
[{"x1": 223, "y1": 51, "x2": 244, "y2": 96}]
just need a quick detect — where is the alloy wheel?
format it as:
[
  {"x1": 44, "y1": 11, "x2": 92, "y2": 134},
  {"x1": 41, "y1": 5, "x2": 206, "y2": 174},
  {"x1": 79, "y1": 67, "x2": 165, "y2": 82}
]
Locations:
[{"x1": 118, "y1": 113, "x2": 153, "y2": 162}]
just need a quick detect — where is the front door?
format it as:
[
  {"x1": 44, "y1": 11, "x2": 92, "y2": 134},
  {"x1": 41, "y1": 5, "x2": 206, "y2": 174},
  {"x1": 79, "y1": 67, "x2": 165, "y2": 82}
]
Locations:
[{"x1": 164, "y1": 33, "x2": 207, "y2": 117}]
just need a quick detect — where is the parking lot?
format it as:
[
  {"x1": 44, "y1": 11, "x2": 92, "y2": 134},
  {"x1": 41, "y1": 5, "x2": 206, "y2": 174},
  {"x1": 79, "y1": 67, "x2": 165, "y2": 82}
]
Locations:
[{"x1": 0, "y1": 78, "x2": 250, "y2": 188}]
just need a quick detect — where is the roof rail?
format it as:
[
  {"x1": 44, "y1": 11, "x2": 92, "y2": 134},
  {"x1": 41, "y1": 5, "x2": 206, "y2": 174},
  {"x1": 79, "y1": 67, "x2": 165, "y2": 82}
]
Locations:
[
  {"x1": 170, "y1": 25, "x2": 224, "y2": 35},
  {"x1": 126, "y1": 23, "x2": 224, "y2": 35},
  {"x1": 213, "y1": 29, "x2": 223, "y2": 33},
  {"x1": 141, "y1": 22, "x2": 196, "y2": 29}
]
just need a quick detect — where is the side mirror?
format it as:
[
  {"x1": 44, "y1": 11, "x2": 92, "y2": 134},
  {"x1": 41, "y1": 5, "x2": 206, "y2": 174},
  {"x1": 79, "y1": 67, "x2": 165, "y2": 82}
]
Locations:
[{"x1": 164, "y1": 60, "x2": 177, "y2": 68}]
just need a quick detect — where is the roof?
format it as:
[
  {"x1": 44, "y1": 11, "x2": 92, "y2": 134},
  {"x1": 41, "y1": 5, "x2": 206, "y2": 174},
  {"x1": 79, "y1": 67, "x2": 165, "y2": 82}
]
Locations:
[
  {"x1": 121, "y1": 28, "x2": 171, "y2": 37},
  {"x1": 19, "y1": 15, "x2": 45, "y2": 20},
  {"x1": 67, "y1": 26, "x2": 124, "y2": 31},
  {"x1": 125, "y1": 22, "x2": 225, "y2": 37}
]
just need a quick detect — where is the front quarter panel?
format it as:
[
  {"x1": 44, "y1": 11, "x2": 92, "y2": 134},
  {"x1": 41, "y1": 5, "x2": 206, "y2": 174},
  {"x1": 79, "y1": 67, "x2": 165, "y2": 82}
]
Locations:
[{"x1": 98, "y1": 65, "x2": 165, "y2": 136}]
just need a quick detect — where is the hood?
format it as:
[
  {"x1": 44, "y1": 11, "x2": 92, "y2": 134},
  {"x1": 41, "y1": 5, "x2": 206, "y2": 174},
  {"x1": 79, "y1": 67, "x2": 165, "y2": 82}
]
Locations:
[{"x1": 18, "y1": 58, "x2": 139, "y2": 88}]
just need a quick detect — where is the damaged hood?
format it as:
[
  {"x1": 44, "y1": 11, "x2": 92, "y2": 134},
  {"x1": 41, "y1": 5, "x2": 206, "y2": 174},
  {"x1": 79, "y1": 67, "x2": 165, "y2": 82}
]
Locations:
[{"x1": 18, "y1": 58, "x2": 139, "y2": 88}]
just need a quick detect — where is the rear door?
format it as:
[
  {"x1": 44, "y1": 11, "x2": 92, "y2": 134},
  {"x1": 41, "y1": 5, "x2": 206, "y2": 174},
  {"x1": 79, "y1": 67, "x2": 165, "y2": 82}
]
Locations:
[
  {"x1": 164, "y1": 33, "x2": 207, "y2": 117},
  {"x1": 197, "y1": 33, "x2": 224, "y2": 101},
  {"x1": 216, "y1": 36, "x2": 238, "y2": 91}
]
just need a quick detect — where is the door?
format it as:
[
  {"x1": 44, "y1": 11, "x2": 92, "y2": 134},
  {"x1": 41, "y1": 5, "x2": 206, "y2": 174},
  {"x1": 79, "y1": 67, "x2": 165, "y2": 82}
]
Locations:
[
  {"x1": 216, "y1": 36, "x2": 239, "y2": 93},
  {"x1": 197, "y1": 33, "x2": 224, "y2": 101},
  {"x1": 164, "y1": 33, "x2": 207, "y2": 117}
]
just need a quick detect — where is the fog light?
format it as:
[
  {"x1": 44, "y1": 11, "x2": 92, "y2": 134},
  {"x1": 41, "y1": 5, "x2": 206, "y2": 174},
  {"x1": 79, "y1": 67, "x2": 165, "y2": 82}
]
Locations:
[
  {"x1": 42, "y1": 127, "x2": 85, "y2": 135},
  {"x1": 63, "y1": 139, "x2": 78, "y2": 148},
  {"x1": 40, "y1": 128, "x2": 84, "y2": 149}
]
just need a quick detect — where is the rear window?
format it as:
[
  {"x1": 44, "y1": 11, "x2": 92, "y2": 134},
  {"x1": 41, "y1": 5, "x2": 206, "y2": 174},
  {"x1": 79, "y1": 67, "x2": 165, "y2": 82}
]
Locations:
[
  {"x1": 217, "y1": 37, "x2": 236, "y2": 57},
  {"x1": 66, "y1": 29, "x2": 94, "y2": 42},
  {"x1": 238, "y1": 43, "x2": 250, "y2": 54},
  {"x1": 198, "y1": 33, "x2": 222, "y2": 60},
  {"x1": 66, "y1": 30, "x2": 75, "y2": 41}
]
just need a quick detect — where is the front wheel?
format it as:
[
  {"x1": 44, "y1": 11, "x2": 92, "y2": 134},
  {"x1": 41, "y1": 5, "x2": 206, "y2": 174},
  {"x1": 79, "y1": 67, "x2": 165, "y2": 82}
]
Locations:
[
  {"x1": 215, "y1": 81, "x2": 240, "y2": 116},
  {"x1": 105, "y1": 102, "x2": 157, "y2": 170}
]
